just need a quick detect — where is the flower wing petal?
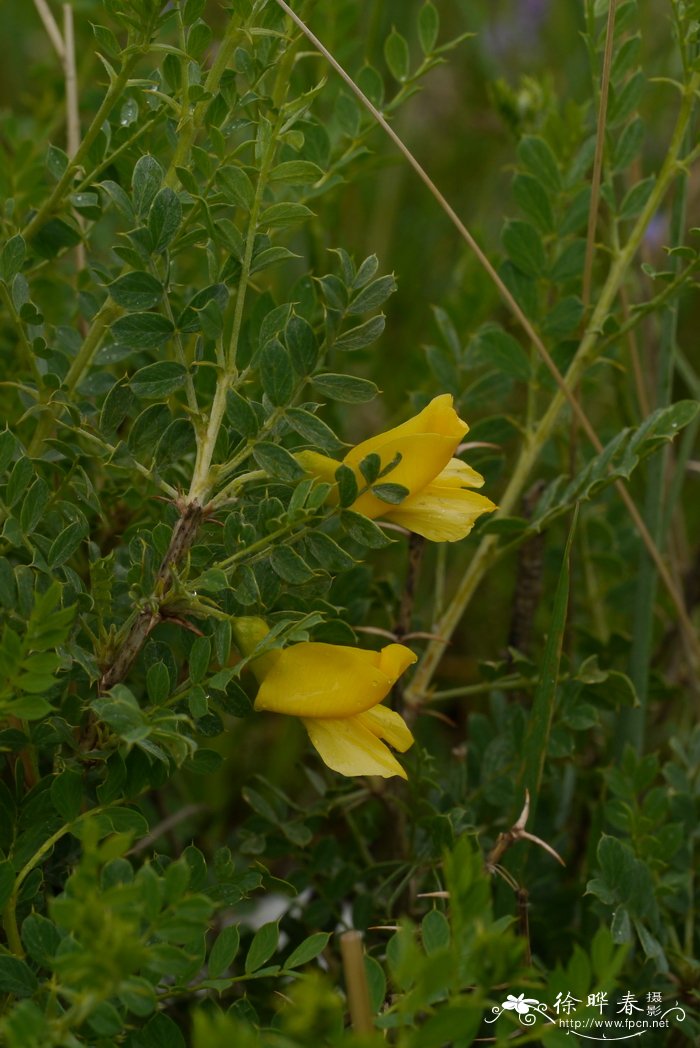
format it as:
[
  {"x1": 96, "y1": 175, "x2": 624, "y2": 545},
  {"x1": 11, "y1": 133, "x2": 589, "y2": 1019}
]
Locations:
[
  {"x1": 386, "y1": 480, "x2": 496, "y2": 542},
  {"x1": 303, "y1": 715, "x2": 408, "y2": 778},
  {"x1": 356, "y1": 703, "x2": 414, "y2": 753},
  {"x1": 435, "y1": 456, "x2": 487, "y2": 489}
]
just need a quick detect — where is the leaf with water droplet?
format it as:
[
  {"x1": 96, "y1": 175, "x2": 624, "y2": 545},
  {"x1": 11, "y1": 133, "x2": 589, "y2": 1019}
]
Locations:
[{"x1": 120, "y1": 98, "x2": 138, "y2": 127}]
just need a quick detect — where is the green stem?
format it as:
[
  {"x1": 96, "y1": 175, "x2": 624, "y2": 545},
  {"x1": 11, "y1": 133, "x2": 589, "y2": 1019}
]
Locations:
[
  {"x1": 0, "y1": 284, "x2": 42, "y2": 387},
  {"x1": 430, "y1": 675, "x2": 536, "y2": 700},
  {"x1": 22, "y1": 54, "x2": 139, "y2": 242},
  {"x1": 28, "y1": 300, "x2": 122, "y2": 456},
  {"x1": 405, "y1": 74, "x2": 700, "y2": 707},
  {"x1": 2, "y1": 805, "x2": 111, "y2": 957},
  {"x1": 187, "y1": 132, "x2": 278, "y2": 502},
  {"x1": 164, "y1": 14, "x2": 243, "y2": 188}
]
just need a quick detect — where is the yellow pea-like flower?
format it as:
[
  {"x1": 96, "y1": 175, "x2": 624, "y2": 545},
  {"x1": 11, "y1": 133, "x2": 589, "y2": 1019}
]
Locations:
[
  {"x1": 297, "y1": 393, "x2": 496, "y2": 541},
  {"x1": 232, "y1": 617, "x2": 416, "y2": 779}
]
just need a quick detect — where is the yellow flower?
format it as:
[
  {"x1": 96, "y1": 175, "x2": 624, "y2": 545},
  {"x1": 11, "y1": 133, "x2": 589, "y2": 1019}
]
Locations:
[
  {"x1": 298, "y1": 393, "x2": 496, "y2": 541},
  {"x1": 232, "y1": 617, "x2": 416, "y2": 779}
]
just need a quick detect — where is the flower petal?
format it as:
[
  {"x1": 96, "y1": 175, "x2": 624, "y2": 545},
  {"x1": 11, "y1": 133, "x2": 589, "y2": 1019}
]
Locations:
[
  {"x1": 385, "y1": 459, "x2": 496, "y2": 542},
  {"x1": 347, "y1": 395, "x2": 467, "y2": 458},
  {"x1": 378, "y1": 643, "x2": 417, "y2": 680},
  {"x1": 356, "y1": 703, "x2": 414, "y2": 752},
  {"x1": 295, "y1": 450, "x2": 341, "y2": 488},
  {"x1": 434, "y1": 456, "x2": 487, "y2": 490},
  {"x1": 303, "y1": 715, "x2": 408, "y2": 778},
  {"x1": 253, "y1": 641, "x2": 415, "y2": 718}
]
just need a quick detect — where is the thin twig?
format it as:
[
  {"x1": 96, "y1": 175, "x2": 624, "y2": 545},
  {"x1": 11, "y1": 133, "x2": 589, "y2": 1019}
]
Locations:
[
  {"x1": 32, "y1": 0, "x2": 65, "y2": 60},
  {"x1": 582, "y1": 0, "x2": 618, "y2": 307},
  {"x1": 62, "y1": 4, "x2": 80, "y2": 158},
  {"x1": 62, "y1": 3, "x2": 86, "y2": 279},
  {"x1": 128, "y1": 803, "x2": 207, "y2": 856}
]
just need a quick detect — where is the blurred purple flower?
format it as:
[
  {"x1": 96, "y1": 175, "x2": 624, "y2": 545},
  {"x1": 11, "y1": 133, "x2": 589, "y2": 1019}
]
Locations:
[
  {"x1": 644, "y1": 212, "x2": 668, "y2": 253},
  {"x1": 484, "y1": 0, "x2": 550, "y2": 59}
]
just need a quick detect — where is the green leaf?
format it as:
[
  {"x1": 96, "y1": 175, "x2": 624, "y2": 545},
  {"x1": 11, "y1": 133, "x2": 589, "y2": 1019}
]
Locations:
[
  {"x1": 131, "y1": 361, "x2": 186, "y2": 398},
  {"x1": 422, "y1": 909, "x2": 450, "y2": 954},
  {"x1": 502, "y1": 219, "x2": 546, "y2": 277},
  {"x1": 286, "y1": 314, "x2": 318, "y2": 374},
  {"x1": 372, "y1": 482, "x2": 409, "y2": 504},
  {"x1": 261, "y1": 339, "x2": 294, "y2": 405},
  {"x1": 20, "y1": 477, "x2": 49, "y2": 536},
  {"x1": 550, "y1": 239, "x2": 586, "y2": 283},
  {"x1": 335, "y1": 464, "x2": 358, "y2": 507},
  {"x1": 226, "y1": 389, "x2": 259, "y2": 437},
  {"x1": 513, "y1": 173, "x2": 554, "y2": 233},
  {"x1": 108, "y1": 271, "x2": 163, "y2": 310},
  {"x1": 189, "y1": 637, "x2": 211, "y2": 684},
  {"x1": 385, "y1": 27, "x2": 410, "y2": 81},
  {"x1": 0, "y1": 430, "x2": 17, "y2": 473},
  {"x1": 305, "y1": 531, "x2": 354, "y2": 571},
  {"x1": 518, "y1": 508, "x2": 578, "y2": 814},
  {"x1": 418, "y1": 2, "x2": 440, "y2": 53},
  {"x1": 365, "y1": 954, "x2": 387, "y2": 1013},
  {"x1": 269, "y1": 160, "x2": 323, "y2": 185},
  {"x1": 270, "y1": 546, "x2": 315, "y2": 584},
  {"x1": 286, "y1": 408, "x2": 343, "y2": 453},
  {"x1": 619, "y1": 176, "x2": 656, "y2": 221},
  {"x1": 348, "y1": 275, "x2": 397, "y2": 315},
  {"x1": 0, "y1": 860, "x2": 14, "y2": 911},
  {"x1": 21, "y1": 913, "x2": 61, "y2": 965},
  {"x1": 284, "y1": 932, "x2": 330, "y2": 969},
  {"x1": 147, "y1": 661, "x2": 170, "y2": 703},
  {"x1": 245, "y1": 920, "x2": 279, "y2": 973},
  {"x1": 517, "y1": 135, "x2": 561, "y2": 193},
  {"x1": 47, "y1": 144, "x2": 69, "y2": 181},
  {"x1": 138, "y1": 1013, "x2": 186, "y2": 1048},
  {"x1": 149, "y1": 187, "x2": 183, "y2": 252},
  {"x1": 113, "y1": 312, "x2": 173, "y2": 349},
  {"x1": 258, "y1": 202, "x2": 314, "y2": 229},
  {"x1": 132, "y1": 155, "x2": 163, "y2": 216},
  {"x1": 613, "y1": 117, "x2": 645, "y2": 171},
  {"x1": 542, "y1": 296, "x2": 584, "y2": 337},
  {"x1": 340, "y1": 509, "x2": 391, "y2": 548},
  {"x1": 51, "y1": 769, "x2": 83, "y2": 821},
  {"x1": 253, "y1": 443, "x2": 305, "y2": 482},
  {"x1": 311, "y1": 373, "x2": 378, "y2": 403},
  {"x1": 250, "y1": 245, "x2": 300, "y2": 275},
  {"x1": 208, "y1": 924, "x2": 241, "y2": 977},
  {"x1": 5, "y1": 457, "x2": 34, "y2": 507},
  {"x1": 359, "y1": 453, "x2": 381, "y2": 484},
  {"x1": 0, "y1": 956, "x2": 38, "y2": 997},
  {"x1": 335, "y1": 315, "x2": 386, "y2": 352},
  {"x1": 1, "y1": 235, "x2": 26, "y2": 284},
  {"x1": 217, "y1": 165, "x2": 254, "y2": 209},
  {"x1": 476, "y1": 326, "x2": 531, "y2": 380},
  {"x1": 48, "y1": 521, "x2": 85, "y2": 568}
]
